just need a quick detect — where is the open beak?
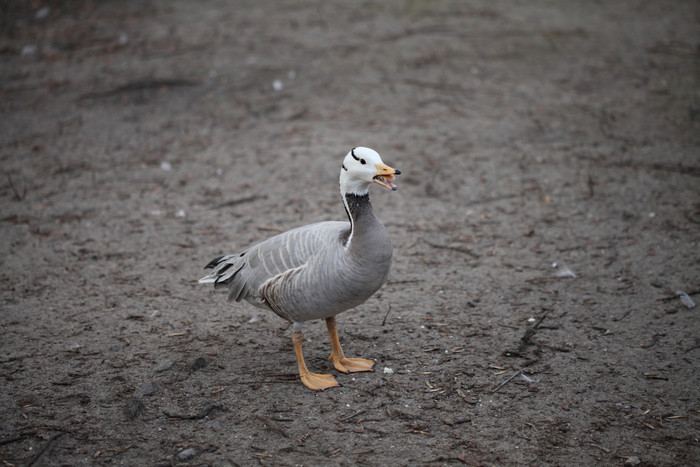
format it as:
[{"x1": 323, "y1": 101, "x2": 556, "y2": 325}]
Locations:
[{"x1": 373, "y1": 163, "x2": 401, "y2": 191}]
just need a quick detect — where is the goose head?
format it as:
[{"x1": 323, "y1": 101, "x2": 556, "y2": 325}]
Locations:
[{"x1": 339, "y1": 147, "x2": 401, "y2": 196}]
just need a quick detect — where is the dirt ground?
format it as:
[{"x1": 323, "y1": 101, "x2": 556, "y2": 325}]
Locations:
[{"x1": 1, "y1": 0, "x2": 699, "y2": 465}]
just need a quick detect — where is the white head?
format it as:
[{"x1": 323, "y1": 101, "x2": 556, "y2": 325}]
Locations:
[{"x1": 339, "y1": 147, "x2": 401, "y2": 196}]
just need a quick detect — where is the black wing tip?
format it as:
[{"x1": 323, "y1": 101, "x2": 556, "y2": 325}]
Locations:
[{"x1": 204, "y1": 255, "x2": 225, "y2": 269}]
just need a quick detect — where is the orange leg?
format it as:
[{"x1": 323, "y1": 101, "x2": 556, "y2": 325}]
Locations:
[
  {"x1": 325, "y1": 316, "x2": 375, "y2": 373},
  {"x1": 292, "y1": 331, "x2": 338, "y2": 391}
]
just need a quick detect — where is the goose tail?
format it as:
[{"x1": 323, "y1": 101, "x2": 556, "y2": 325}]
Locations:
[{"x1": 198, "y1": 254, "x2": 239, "y2": 285}]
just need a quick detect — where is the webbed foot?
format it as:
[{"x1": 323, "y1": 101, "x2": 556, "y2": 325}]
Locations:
[
  {"x1": 331, "y1": 356, "x2": 375, "y2": 374},
  {"x1": 300, "y1": 372, "x2": 340, "y2": 391}
]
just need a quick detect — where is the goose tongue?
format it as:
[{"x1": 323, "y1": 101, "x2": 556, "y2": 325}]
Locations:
[{"x1": 373, "y1": 175, "x2": 397, "y2": 191}]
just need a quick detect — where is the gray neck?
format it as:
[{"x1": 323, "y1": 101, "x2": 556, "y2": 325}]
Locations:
[
  {"x1": 344, "y1": 192, "x2": 374, "y2": 225},
  {"x1": 342, "y1": 193, "x2": 386, "y2": 253}
]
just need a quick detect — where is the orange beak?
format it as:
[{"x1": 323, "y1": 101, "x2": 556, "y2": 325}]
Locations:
[{"x1": 373, "y1": 163, "x2": 401, "y2": 191}]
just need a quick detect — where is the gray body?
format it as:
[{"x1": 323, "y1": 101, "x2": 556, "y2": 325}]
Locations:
[{"x1": 199, "y1": 193, "x2": 392, "y2": 325}]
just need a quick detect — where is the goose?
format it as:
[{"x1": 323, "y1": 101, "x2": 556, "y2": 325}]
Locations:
[{"x1": 199, "y1": 147, "x2": 400, "y2": 390}]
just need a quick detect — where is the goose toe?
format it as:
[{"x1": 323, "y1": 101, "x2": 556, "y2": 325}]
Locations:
[
  {"x1": 332, "y1": 357, "x2": 375, "y2": 374},
  {"x1": 300, "y1": 372, "x2": 339, "y2": 391}
]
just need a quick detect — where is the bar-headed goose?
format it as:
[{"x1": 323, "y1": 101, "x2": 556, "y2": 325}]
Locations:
[{"x1": 199, "y1": 147, "x2": 400, "y2": 390}]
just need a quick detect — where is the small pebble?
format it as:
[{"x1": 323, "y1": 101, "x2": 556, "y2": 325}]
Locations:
[
  {"x1": 625, "y1": 456, "x2": 641, "y2": 465},
  {"x1": 154, "y1": 360, "x2": 174, "y2": 373},
  {"x1": 205, "y1": 420, "x2": 222, "y2": 431},
  {"x1": 21, "y1": 44, "x2": 37, "y2": 56},
  {"x1": 134, "y1": 381, "x2": 162, "y2": 397},
  {"x1": 197, "y1": 400, "x2": 215, "y2": 412},
  {"x1": 190, "y1": 356, "x2": 207, "y2": 371},
  {"x1": 123, "y1": 398, "x2": 145, "y2": 420},
  {"x1": 178, "y1": 448, "x2": 197, "y2": 460}
]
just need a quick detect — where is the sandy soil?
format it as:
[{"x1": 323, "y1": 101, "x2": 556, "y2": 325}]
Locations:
[{"x1": 1, "y1": 1, "x2": 699, "y2": 465}]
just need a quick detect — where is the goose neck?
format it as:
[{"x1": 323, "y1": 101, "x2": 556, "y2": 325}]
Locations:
[
  {"x1": 342, "y1": 192, "x2": 378, "y2": 249},
  {"x1": 344, "y1": 192, "x2": 373, "y2": 219}
]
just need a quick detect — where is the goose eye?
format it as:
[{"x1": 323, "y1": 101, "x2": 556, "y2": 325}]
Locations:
[{"x1": 360, "y1": 159, "x2": 366, "y2": 165}]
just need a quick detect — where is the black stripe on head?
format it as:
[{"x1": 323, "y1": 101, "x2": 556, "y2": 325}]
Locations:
[
  {"x1": 342, "y1": 163, "x2": 347, "y2": 171},
  {"x1": 351, "y1": 148, "x2": 359, "y2": 161}
]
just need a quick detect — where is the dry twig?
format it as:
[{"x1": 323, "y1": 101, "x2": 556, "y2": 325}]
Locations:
[
  {"x1": 420, "y1": 238, "x2": 479, "y2": 258},
  {"x1": 491, "y1": 369, "x2": 523, "y2": 394},
  {"x1": 162, "y1": 404, "x2": 222, "y2": 420},
  {"x1": 26, "y1": 432, "x2": 65, "y2": 466},
  {"x1": 340, "y1": 410, "x2": 366, "y2": 422},
  {"x1": 77, "y1": 79, "x2": 199, "y2": 100},
  {"x1": 504, "y1": 313, "x2": 548, "y2": 357},
  {"x1": 216, "y1": 194, "x2": 267, "y2": 209},
  {"x1": 7, "y1": 173, "x2": 27, "y2": 201}
]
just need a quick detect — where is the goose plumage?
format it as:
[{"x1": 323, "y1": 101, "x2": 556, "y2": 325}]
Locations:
[{"x1": 199, "y1": 147, "x2": 400, "y2": 390}]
